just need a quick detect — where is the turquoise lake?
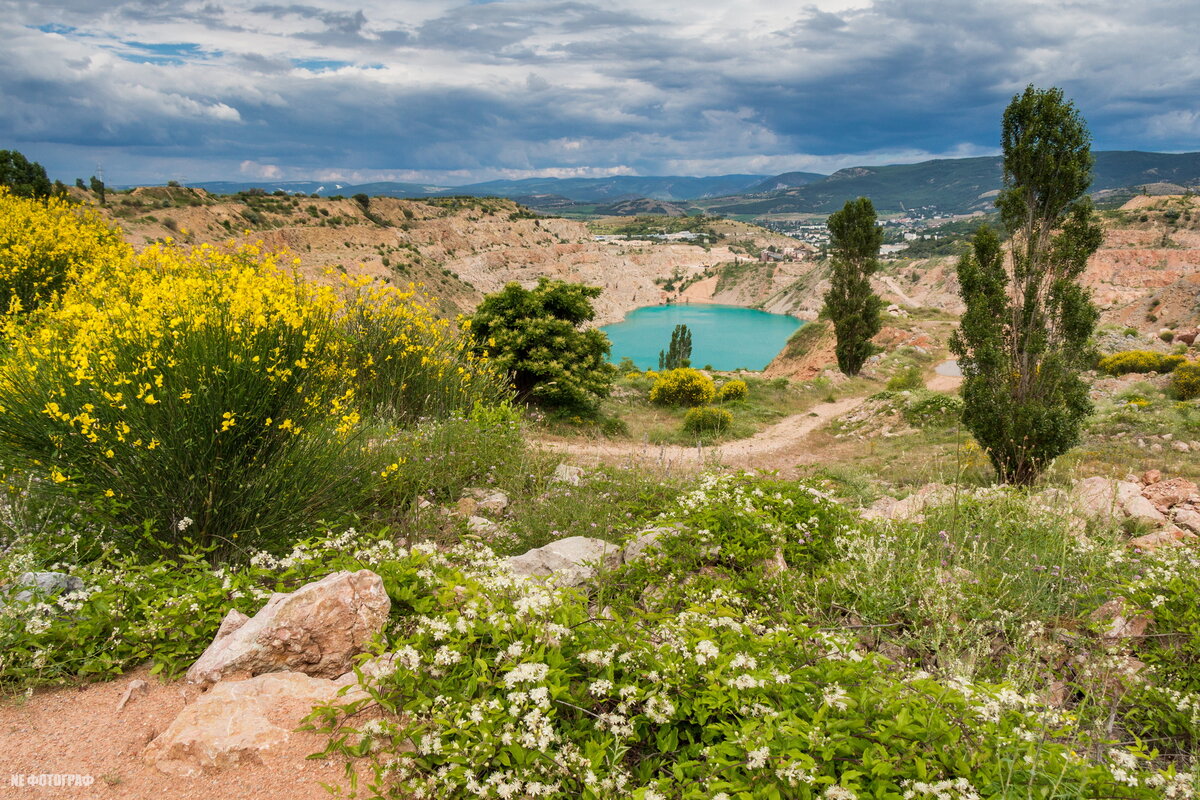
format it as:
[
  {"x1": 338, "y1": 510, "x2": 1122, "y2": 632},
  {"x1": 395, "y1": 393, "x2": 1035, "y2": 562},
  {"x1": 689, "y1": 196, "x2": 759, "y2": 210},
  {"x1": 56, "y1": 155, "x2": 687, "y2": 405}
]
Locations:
[{"x1": 601, "y1": 304, "x2": 803, "y2": 371}]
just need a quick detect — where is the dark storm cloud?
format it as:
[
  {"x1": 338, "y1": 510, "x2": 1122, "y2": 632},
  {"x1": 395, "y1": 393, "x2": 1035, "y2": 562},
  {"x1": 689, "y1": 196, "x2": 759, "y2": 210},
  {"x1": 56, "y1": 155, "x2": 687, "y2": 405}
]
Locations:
[{"x1": 2, "y1": 0, "x2": 1199, "y2": 183}]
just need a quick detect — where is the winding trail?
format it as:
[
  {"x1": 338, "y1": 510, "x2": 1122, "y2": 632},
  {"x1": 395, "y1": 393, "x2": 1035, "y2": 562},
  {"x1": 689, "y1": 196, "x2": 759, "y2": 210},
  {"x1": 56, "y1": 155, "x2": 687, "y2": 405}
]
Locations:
[{"x1": 536, "y1": 397, "x2": 863, "y2": 472}]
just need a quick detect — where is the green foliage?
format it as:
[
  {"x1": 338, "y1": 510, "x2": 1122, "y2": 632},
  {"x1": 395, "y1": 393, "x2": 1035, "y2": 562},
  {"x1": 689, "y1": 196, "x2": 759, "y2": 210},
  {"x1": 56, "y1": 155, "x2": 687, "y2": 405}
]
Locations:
[
  {"x1": 470, "y1": 278, "x2": 616, "y2": 411},
  {"x1": 657, "y1": 323, "x2": 692, "y2": 370},
  {"x1": 716, "y1": 378, "x2": 748, "y2": 401},
  {"x1": 1099, "y1": 350, "x2": 1186, "y2": 376},
  {"x1": 648, "y1": 368, "x2": 716, "y2": 407},
  {"x1": 88, "y1": 175, "x2": 106, "y2": 206},
  {"x1": 682, "y1": 405, "x2": 732, "y2": 434},
  {"x1": 886, "y1": 364, "x2": 925, "y2": 391},
  {"x1": 0, "y1": 151, "x2": 53, "y2": 199},
  {"x1": 823, "y1": 197, "x2": 884, "y2": 375},
  {"x1": 306, "y1": 479, "x2": 1190, "y2": 799},
  {"x1": 0, "y1": 526, "x2": 391, "y2": 686},
  {"x1": 951, "y1": 86, "x2": 1103, "y2": 485},
  {"x1": 1113, "y1": 544, "x2": 1200, "y2": 753},
  {"x1": 1172, "y1": 362, "x2": 1200, "y2": 400}
]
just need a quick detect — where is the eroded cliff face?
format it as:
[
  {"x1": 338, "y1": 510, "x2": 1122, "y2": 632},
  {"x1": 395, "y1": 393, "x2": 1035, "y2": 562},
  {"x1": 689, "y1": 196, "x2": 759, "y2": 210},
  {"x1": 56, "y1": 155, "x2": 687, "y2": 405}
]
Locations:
[
  {"x1": 103, "y1": 192, "x2": 791, "y2": 325},
  {"x1": 102, "y1": 189, "x2": 1199, "y2": 340}
]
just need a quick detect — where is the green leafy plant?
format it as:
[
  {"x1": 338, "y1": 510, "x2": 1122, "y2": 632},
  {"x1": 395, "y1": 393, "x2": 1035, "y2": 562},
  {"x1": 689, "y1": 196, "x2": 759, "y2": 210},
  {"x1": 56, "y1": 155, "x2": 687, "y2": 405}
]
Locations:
[{"x1": 682, "y1": 405, "x2": 732, "y2": 434}]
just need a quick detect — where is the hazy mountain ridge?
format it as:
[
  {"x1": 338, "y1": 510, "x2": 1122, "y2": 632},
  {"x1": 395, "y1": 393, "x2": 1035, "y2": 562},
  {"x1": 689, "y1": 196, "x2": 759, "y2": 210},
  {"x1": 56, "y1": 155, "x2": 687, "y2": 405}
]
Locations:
[
  {"x1": 180, "y1": 174, "x2": 770, "y2": 203},
  {"x1": 700, "y1": 151, "x2": 1200, "y2": 217}
]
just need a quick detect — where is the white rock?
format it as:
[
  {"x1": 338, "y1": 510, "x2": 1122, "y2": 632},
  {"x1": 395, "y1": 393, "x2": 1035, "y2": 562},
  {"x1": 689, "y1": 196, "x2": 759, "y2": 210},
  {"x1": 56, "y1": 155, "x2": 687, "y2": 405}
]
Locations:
[
  {"x1": 1123, "y1": 495, "x2": 1168, "y2": 525},
  {"x1": 551, "y1": 464, "x2": 584, "y2": 486},
  {"x1": 507, "y1": 536, "x2": 622, "y2": 588},
  {"x1": 1173, "y1": 507, "x2": 1200, "y2": 534},
  {"x1": 185, "y1": 570, "x2": 390, "y2": 685},
  {"x1": 622, "y1": 527, "x2": 672, "y2": 563},
  {"x1": 1072, "y1": 477, "x2": 1139, "y2": 519},
  {"x1": 144, "y1": 672, "x2": 363, "y2": 777}
]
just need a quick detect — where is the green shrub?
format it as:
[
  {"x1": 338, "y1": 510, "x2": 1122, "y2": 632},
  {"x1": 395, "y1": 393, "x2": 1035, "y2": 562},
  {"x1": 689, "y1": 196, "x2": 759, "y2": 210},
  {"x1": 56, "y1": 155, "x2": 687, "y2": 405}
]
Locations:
[
  {"x1": 716, "y1": 378, "x2": 748, "y2": 401},
  {"x1": 649, "y1": 368, "x2": 715, "y2": 407},
  {"x1": 1098, "y1": 350, "x2": 1185, "y2": 375},
  {"x1": 1172, "y1": 362, "x2": 1200, "y2": 400},
  {"x1": 886, "y1": 364, "x2": 924, "y2": 391},
  {"x1": 682, "y1": 405, "x2": 732, "y2": 434},
  {"x1": 901, "y1": 390, "x2": 963, "y2": 427},
  {"x1": 308, "y1": 518, "x2": 1188, "y2": 799},
  {"x1": 469, "y1": 278, "x2": 615, "y2": 411},
  {"x1": 0, "y1": 526, "x2": 393, "y2": 686}
]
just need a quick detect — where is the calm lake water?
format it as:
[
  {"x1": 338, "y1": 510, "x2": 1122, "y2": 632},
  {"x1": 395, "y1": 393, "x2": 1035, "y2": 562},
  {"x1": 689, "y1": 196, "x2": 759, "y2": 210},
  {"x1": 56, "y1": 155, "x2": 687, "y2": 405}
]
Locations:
[{"x1": 601, "y1": 304, "x2": 803, "y2": 371}]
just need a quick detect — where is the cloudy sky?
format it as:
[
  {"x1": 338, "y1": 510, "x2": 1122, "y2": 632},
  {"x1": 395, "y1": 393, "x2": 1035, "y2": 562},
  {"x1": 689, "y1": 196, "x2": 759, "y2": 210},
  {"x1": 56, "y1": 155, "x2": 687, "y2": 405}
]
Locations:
[{"x1": 3, "y1": 0, "x2": 1199, "y2": 185}]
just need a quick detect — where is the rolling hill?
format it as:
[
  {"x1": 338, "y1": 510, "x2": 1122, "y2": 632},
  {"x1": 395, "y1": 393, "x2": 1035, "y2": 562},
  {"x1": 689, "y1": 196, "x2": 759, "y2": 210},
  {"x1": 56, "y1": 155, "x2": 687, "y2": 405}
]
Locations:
[{"x1": 699, "y1": 151, "x2": 1200, "y2": 217}]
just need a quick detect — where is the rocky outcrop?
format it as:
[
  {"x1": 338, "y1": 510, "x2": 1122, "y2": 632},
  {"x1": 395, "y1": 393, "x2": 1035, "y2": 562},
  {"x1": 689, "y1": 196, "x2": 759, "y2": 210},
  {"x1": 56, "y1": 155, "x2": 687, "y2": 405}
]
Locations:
[
  {"x1": 186, "y1": 570, "x2": 390, "y2": 685},
  {"x1": 144, "y1": 672, "x2": 362, "y2": 777}
]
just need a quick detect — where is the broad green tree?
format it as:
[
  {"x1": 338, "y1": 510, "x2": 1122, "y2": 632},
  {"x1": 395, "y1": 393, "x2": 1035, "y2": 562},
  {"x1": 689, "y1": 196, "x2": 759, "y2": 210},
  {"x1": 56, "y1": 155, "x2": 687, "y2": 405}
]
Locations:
[
  {"x1": 469, "y1": 278, "x2": 616, "y2": 410},
  {"x1": 0, "y1": 150, "x2": 53, "y2": 199},
  {"x1": 950, "y1": 85, "x2": 1103, "y2": 485},
  {"x1": 823, "y1": 196, "x2": 883, "y2": 375}
]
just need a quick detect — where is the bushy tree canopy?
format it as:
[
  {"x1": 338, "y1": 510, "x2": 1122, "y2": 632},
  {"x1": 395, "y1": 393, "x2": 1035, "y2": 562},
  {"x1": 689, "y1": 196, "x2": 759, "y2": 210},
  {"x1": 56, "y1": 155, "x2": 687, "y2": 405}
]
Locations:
[
  {"x1": 951, "y1": 86, "x2": 1103, "y2": 485},
  {"x1": 469, "y1": 278, "x2": 616, "y2": 410},
  {"x1": 0, "y1": 150, "x2": 53, "y2": 200},
  {"x1": 823, "y1": 197, "x2": 884, "y2": 375}
]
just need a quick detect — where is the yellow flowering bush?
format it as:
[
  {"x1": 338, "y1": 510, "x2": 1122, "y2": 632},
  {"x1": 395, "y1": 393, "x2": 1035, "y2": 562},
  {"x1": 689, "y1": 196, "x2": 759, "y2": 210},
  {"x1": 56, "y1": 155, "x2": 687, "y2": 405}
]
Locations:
[
  {"x1": 0, "y1": 186, "x2": 128, "y2": 315},
  {"x1": 648, "y1": 368, "x2": 716, "y2": 407},
  {"x1": 716, "y1": 378, "x2": 748, "y2": 402},
  {"x1": 0, "y1": 193, "x2": 505, "y2": 556}
]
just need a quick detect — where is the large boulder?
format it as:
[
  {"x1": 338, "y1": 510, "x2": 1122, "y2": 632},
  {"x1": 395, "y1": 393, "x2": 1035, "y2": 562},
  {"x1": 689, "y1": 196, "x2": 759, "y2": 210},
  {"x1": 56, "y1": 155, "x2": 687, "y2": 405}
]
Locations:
[
  {"x1": 1123, "y1": 495, "x2": 1168, "y2": 526},
  {"x1": 186, "y1": 570, "x2": 390, "y2": 685},
  {"x1": 507, "y1": 536, "x2": 622, "y2": 588},
  {"x1": 143, "y1": 672, "x2": 362, "y2": 777},
  {"x1": 1071, "y1": 477, "x2": 1140, "y2": 519},
  {"x1": 622, "y1": 527, "x2": 674, "y2": 563}
]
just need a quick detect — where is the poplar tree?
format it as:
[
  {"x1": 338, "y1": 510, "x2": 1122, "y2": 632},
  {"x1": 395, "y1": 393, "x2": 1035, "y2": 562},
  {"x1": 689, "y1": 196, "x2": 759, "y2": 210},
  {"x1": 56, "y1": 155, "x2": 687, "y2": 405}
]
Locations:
[
  {"x1": 658, "y1": 324, "x2": 692, "y2": 370},
  {"x1": 823, "y1": 197, "x2": 883, "y2": 375},
  {"x1": 950, "y1": 85, "x2": 1103, "y2": 485}
]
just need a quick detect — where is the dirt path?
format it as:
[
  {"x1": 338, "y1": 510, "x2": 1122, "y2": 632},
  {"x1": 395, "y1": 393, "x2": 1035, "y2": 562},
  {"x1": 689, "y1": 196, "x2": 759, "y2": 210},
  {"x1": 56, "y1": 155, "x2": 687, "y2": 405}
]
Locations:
[
  {"x1": 0, "y1": 667, "x2": 350, "y2": 800},
  {"x1": 537, "y1": 396, "x2": 863, "y2": 472}
]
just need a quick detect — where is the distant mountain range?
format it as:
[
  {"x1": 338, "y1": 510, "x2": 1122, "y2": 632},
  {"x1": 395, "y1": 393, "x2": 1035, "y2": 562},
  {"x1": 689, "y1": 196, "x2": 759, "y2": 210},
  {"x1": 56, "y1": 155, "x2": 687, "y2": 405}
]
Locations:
[
  {"x1": 698, "y1": 151, "x2": 1200, "y2": 217},
  {"x1": 182, "y1": 174, "x2": 769, "y2": 203},
  {"x1": 175, "y1": 151, "x2": 1200, "y2": 218}
]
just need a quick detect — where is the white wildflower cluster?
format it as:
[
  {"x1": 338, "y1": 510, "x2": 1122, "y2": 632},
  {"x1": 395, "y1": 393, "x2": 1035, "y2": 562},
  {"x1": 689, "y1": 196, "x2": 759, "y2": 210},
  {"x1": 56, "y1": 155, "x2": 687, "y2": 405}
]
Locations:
[
  {"x1": 822, "y1": 684, "x2": 850, "y2": 711},
  {"x1": 901, "y1": 777, "x2": 981, "y2": 800}
]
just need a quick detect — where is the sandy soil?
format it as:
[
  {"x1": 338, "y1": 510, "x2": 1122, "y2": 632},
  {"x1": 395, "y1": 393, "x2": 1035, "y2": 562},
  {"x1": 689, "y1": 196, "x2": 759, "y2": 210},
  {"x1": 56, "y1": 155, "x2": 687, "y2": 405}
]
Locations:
[
  {"x1": 537, "y1": 396, "x2": 863, "y2": 474},
  {"x1": 0, "y1": 667, "x2": 352, "y2": 800}
]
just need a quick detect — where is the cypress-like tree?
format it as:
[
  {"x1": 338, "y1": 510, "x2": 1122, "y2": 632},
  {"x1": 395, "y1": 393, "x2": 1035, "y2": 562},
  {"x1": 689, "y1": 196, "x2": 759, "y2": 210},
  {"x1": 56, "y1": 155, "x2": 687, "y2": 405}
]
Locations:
[
  {"x1": 659, "y1": 324, "x2": 693, "y2": 370},
  {"x1": 950, "y1": 85, "x2": 1103, "y2": 485},
  {"x1": 823, "y1": 197, "x2": 883, "y2": 375}
]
